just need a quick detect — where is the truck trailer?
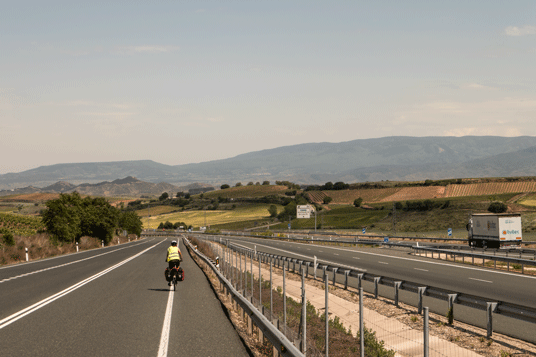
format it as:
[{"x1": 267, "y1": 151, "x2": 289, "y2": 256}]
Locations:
[{"x1": 467, "y1": 213, "x2": 522, "y2": 248}]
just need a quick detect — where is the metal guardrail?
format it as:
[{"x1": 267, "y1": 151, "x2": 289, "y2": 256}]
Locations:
[
  {"x1": 195, "y1": 234, "x2": 536, "y2": 341},
  {"x1": 412, "y1": 246, "x2": 536, "y2": 274},
  {"x1": 182, "y1": 236, "x2": 304, "y2": 357}
]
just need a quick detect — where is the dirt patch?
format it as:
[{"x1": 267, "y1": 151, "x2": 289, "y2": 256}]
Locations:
[{"x1": 1, "y1": 193, "x2": 60, "y2": 203}]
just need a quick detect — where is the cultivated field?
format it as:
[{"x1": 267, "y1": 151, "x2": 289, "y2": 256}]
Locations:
[
  {"x1": 141, "y1": 204, "x2": 280, "y2": 229},
  {"x1": 0, "y1": 193, "x2": 60, "y2": 202},
  {"x1": 308, "y1": 181, "x2": 536, "y2": 205},
  {"x1": 201, "y1": 185, "x2": 291, "y2": 199}
]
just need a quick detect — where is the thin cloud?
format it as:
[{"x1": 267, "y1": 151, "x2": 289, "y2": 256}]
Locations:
[
  {"x1": 464, "y1": 83, "x2": 498, "y2": 90},
  {"x1": 505, "y1": 25, "x2": 536, "y2": 36},
  {"x1": 116, "y1": 45, "x2": 180, "y2": 54},
  {"x1": 206, "y1": 117, "x2": 224, "y2": 123}
]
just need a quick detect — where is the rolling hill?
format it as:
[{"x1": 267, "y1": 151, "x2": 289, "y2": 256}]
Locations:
[{"x1": 2, "y1": 136, "x2": 536, "y2": 190}]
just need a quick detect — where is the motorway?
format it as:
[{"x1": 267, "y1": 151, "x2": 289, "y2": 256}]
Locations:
[
  {"x1": 218, "y1": 235, "x2": 536, "y2": 307},
  {"x1": 0, "y1": 237, "x2": 249, "y2": 357},
  {"x1": 211, "y1": 234, "x2": 536, "y2": 342}
]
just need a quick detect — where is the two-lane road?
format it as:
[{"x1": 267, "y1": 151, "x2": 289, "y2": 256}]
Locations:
[{"x1": 0, "y1": 237, "x2": 249, "y2": 357}]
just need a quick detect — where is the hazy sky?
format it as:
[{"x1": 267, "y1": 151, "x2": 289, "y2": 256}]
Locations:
[{"x1": 1, "y1": 1, "x2": 535, "y2": 174}]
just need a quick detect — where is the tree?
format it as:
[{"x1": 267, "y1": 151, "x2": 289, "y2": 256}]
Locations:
[
  {"x1": 268, "y1": 205, "x2": 278, "y2": 218},
  {"x1": 323, "y1": 196, "x2": 333, "y2": 204},
  {"x1": 42, "y1": 192, "x2": 83, "y2": 243},
  {"x1": 277, "y1": 201, "x2": 297, "y2": 221},
  {"x1": 159, "y1": 192, "x2": 169, "y2": 201},
  {"x1": 247, "y1": 182, "x2": 254, "y2": 186},
  {"x1": 235, "y1": 182, "x2": 242, "y2": 187},
  {"x1": 220, "y1": 184, "x2": 230, "y2": 189},
  {"x1": 262, "y1": 181, "x2": 270, "y2": 185},
  {"x1": 353, "y1": 197, "x2": 363, "y2": 208},
  {"x1": 79, "y1": 196, "x2": 119, "y2": 244},
  {"x1": 118, "y1": 211, "x2": 143, "y2": 236},
  {"x1": 488, "y1": 201, "x2": 508, "y2": 213},
  {"x1": 323, "y1": 182, "x2": 334, "y2": 190},
  {"x1": 333, "y1": 181, "x2": 349, "y2": 190},
  {"x1": 42, "y1": 192, "x2": 121, "y2": 244}
]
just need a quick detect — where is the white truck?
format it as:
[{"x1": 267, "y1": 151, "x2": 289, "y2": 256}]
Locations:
[{"x1": 467, "y1": 213, "x2": 522, "y2": 248}]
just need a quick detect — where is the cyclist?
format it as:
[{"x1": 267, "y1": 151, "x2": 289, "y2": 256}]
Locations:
[{"x1": 165, "y1": 240, "x2": 183, "y2": 285}]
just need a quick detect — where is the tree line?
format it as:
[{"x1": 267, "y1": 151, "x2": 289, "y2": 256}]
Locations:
[{"x1": 41, "y1": 192, "x2": 142, "y2": 244}]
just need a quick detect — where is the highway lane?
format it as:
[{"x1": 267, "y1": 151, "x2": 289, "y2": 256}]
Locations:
[
  {"x1": 218, "y1": 235, "x2": 536, "y2": 308},
  {"x1": 0, "y1": 237, "x2": 249, "y2": 357},
  {"x1": 212, "y1": 235, "x2": 536, "y2": 342},
  {"x1": 0, "y1": 238, "x2": 161, "y2": 320}
]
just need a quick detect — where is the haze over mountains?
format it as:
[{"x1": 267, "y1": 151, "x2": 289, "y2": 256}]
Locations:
[{"x1": 2, "y1": 136, "x2": 536, "y2": 191}]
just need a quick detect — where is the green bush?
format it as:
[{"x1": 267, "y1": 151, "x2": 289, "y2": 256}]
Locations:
[
  {"x1": 2, "y1": 230, "x2": 15, "y2": 246},
  {"x1": 488, "y1": 201, "x2": 507, "y2": 213}
]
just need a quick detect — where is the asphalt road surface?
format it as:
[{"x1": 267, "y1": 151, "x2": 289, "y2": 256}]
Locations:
[
  {"x1": 210, "y1": 234, "x2": 536, "y2": 343},
  {"x1": 0, "y1": 237, "x2": 249, "y2": 357}
]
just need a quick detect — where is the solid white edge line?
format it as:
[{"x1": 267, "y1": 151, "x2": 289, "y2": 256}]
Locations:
[
  {"x1": 0, "y1": 240, "x2": 165, "y2": 329},
  {"x1": 157, "y1": 285, "x2": 174, "y2": 357}
]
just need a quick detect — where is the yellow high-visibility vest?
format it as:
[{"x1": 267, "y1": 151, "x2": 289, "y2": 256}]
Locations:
[{"x1": 167, "y1": 246, "x2": 181, "y2": 262}]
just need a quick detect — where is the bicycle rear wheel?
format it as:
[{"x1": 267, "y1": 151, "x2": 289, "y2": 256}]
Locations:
[{"x1": 173, "y1": 276, "x2": 177, "y2": 291}]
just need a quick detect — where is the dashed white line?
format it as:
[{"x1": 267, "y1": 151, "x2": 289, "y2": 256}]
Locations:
[
  {"x1": 334, "y1": 253, "x2": 339, "y2": 256},
  {"x1": 469, "y1": 278, "x2": 493, "y2": 284},
  {"x1": 352, "y1": 257, "x2": 360, "y2": 260},
  {"x1": 414, "y1": 268, "x2": 429, "y2": 272},
  {"x1": 378, "y1": 261, "x2": 389, "y2": 265}
]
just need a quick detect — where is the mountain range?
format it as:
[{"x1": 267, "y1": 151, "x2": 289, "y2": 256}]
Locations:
[{"x1": 2, "y1": 136, "x2": 536, "y2": 191}]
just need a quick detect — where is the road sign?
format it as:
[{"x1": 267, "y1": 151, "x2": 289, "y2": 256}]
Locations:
[
  {"x1": 384, "y1": 237, "x2": 389, "y2": 243},
  {"x1": 362, "y1": 228, "x2": 366, "y2": 234},
  {"x1": 297, "y1": 205, "x2": 314, "y2": 219},
  {"x1": 288, "y1": 223, "x2": 291, "y2": 229},
  {"x1": 448, "y1": 228, "x2": 452, "y2": 237}
]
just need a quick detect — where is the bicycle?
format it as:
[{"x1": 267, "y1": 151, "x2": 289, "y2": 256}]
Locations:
[{"x1": 171, "y1": 270, "x2": 177, "y2": 291}]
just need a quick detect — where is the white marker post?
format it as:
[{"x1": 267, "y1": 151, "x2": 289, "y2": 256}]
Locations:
[
  {"x1": 25, "y1": 248, "x2": 29, "y2": 262},
  {"x1": 76, "y1": 242, "x2": 79, "y2": 252}
]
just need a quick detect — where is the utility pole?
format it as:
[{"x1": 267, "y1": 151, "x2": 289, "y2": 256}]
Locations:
[
  {"x1": 288, "y1": 215, "x2": 291, "y2": 232},
  {"x1": 392, "y1": 202, "x2": 397, "y2": 235}
]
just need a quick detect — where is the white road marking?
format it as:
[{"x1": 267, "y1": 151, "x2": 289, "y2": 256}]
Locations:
[
  {"x1": 0, "y1": 240, "x2": 165, "y2": 330},
  {"x1": 334, "y1": 253, "x2": 339, "y2": 256},
  {"x1": 231, "y1": 242, "x2": 367, "y2": 273},
  {"x1": 414, "y1": 268, "x2": 429, "y2": 272},
  {"x1": 158, "y1": 285, "x2": 175, "y2": 357},
  {"x1": 0, "y1": 241, "x2": 150, "y2": 284},
  {"x1": 469, "y1": 278, "x2": 493, "y2": 284},
  {"x1": 236, "y1": 237, "x2": 536, "y2": 280},
  {"x1": 352, "y1": 257, "x2": 360, "y2": 260},
  {"x1": 378, "y1": 261, "x2": 389, "y2": 265}
]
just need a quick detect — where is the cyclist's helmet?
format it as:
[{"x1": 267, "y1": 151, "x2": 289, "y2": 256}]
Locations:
[{"x1": 171, "y1": 240, "x2": 177, "y2": 246}]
